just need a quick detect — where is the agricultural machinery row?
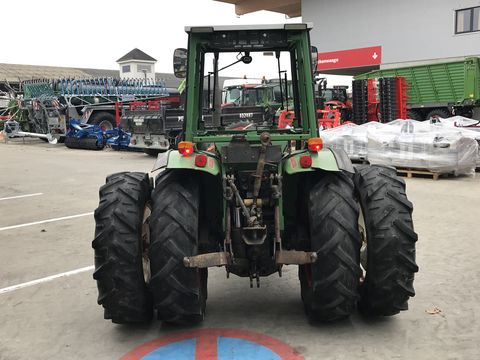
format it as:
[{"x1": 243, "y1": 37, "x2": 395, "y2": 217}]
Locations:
[
  {"x1": 2, "y1": 77, "x2": 182, "y2": 153},
  {"x1": 3, "y1": 54, "x2": 479, "y2": 155}
]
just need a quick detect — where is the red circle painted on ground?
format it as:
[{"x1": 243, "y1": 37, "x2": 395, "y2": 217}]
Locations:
[{"x1": 121, "y1": 328, "x2": 304, "y2": 360}]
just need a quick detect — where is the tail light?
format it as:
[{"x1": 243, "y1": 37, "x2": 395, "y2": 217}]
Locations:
[
  {"x1": 178, "y1": 141, "x2": 194, "y2": 156},
  {"x1": 307, "y1": 137, "x2": 323, "y2": 152},
  {"x1": 195, "y1": 154, "x2": 207, "y2": 167},
  {"x1": 300, "y1": 155, "x2": 312, "y2": 168}
]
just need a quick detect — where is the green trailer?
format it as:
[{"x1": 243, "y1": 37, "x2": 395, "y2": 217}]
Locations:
[{"x1": 355, "y1": 57, "x2": 480, "y2": 120}]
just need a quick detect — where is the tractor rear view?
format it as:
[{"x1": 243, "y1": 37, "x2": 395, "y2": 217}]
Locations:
[{"x1": 93, "y1": 24, "x2": 418, "y2": 324}]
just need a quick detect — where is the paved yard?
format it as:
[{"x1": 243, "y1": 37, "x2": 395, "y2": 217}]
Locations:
[{"x1": 1, "y1": 138, "x2": 479, "y2": 359}]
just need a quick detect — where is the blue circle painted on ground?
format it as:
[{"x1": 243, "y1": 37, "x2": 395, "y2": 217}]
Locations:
[
  {"x1": 121, "y1": 328, "x2": 303, "y2": 360},
  {"x1": 141, "y1": 339, "x2": 195, "y2": 359},
  {"x1": 140, "y1": 337, "x2": 279, "y2": 360}
]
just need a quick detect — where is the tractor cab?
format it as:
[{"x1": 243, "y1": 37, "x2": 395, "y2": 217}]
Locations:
[
  {"x1": 223, "y1": 83, "x2": 275, "y2": 107},
  {"x1": 322, "y1": 86, "x2": 349, "y2": 104},
  {"x1": 173, "y1": 24, "x2": 320, "y2": 140},
  {"x1": 315, "y1": 77, "x2": 349, "y2": 108}
]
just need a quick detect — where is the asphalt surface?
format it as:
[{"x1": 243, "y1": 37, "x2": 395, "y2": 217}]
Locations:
[{"x1": 1, "y1": 138, "x2": 479, "y2": 360}]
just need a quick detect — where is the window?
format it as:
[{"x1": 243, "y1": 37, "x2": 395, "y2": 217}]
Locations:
[
  {"x1": 455, "y1": 7, "x2": 480, "y2": 34},
  {"x1": 122, "y1": 65, "x2": 131, "y2": 73},
  {"x1": 137, "y1": 64, "x2": 151, "y2": 73}
]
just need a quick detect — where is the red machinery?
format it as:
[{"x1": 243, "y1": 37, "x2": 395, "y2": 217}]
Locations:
[
  {"x1": 353, "y1": 76, "x2": 408, "y2": 123},
  {"x1": 114, "y1": 95, "x2": 181, "y2": 126},
  {"x1": 317, "y1": 109, "x2": 342, "y2": 129},
  {"x1": 367, "y1": 78, "x2": 379, "y2": 122},
  {"x1": 278, "y1": 110, "x2": 295, "y2": 129},
  {"x1": 395, "y1": 77, "x2": 408, "y2": 120},
  {"x1": 315, "y1": 77, "x2": 352, "y2": 121},
  {"x1": 278, "y1": 109, "x2": 345, "y2": 130},
  {"x1": 279, "y1": 76, "x2": 408, "y2": 130}
]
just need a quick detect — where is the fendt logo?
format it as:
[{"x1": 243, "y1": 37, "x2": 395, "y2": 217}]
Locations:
[{"x1": 239, "y1": 113, "x2": 253, "y2": 119}]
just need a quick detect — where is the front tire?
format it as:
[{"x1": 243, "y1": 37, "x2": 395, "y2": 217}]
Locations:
[
  {"x1": 149, "y1": 170, "x2": 207, "y2": 324},
  {"x1": 299, "y1": 172, "x2": 361, "y2": 322},
  {"x1": 92, "y1": 172, "x2": 153, "y2": 323},
  {"x1": 354, "y1": 165, "x2": 419, "y2": 316}
]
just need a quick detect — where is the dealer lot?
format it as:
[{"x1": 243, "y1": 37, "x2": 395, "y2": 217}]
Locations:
[{"x1": 1, "y1": 139, "x2": 479, "y2": 360}]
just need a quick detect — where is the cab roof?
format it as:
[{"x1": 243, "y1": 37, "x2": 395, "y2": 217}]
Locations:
[{"x1": 185, "y1": 23, "x2": 313, "y2": 33}]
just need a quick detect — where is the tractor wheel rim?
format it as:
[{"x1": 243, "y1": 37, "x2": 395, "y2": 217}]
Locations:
[
  {"x1": 358, "y1": 205, "x2": 367, "y2": 278},
  {"x1": 98, "y1": 120, "x2": 113, "y2": 131},
  {"x1": 141, "y1": 203, "x2": 152, "y2": 284}
]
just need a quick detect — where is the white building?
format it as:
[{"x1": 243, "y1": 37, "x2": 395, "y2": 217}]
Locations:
[
  {"x1": 216, "y1": 0, "x2": 480, "y2": 75},
  {"x1": 117, "y1": 48, "x2": 157, "y2": 80}
]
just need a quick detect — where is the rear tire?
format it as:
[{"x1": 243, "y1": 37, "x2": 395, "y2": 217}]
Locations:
[
  {"x1": 426, "y1": 108, "x2": 450, "y2": 120},
  {"x1": 92, "y1": 172, "x2": 153, "y2": 323},
  {"x1": 89, "y1": 111, "x2": 115, "y2": 130},
  {"x1": 354, "y1": 165, "x2": 419, "y2": 316},
  {"x1": 299, "y1": 172, "x2": 361, "y2": 322},
  {"x1": 149, "y1": 170, "x2": 207, "y2": 324}
]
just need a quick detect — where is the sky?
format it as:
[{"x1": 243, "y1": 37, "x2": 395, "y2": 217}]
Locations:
[{"x1": 1, "y1": 0, "x2": 351, "y2": 86}]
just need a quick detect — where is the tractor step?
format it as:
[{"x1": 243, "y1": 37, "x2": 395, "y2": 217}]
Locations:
[
  {"x1": 184, "y1": 252, "x2": 231, "y2": 268},
  {"x1": 275, "y1": 250, "x2": 317, "y2": 265}
]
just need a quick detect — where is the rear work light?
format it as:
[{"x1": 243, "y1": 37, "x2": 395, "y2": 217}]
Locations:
[
  {"x1": 300, "y1": 155, "x2": 312, "y2": 168},
  {"x1": 307, "y1": 137, "x2": 323, "y2": 152},
  {"x1": 195, "y1": 154, "x2": 207, "y2": 167},
  {"x1": 178, "y1": 141, "x2": 194, "y2": 156}
]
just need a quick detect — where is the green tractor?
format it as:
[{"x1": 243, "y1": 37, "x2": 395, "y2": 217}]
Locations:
[{"x1": 93, "y1": 24, "x2": 418, "y2": 324}]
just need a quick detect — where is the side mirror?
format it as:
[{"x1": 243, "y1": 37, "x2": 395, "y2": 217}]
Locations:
[
  {"x1": 173, "y1": 48, "x2": 188, "y2": 78},
  {"x1": 310, "y1": 46, "x2": 318, "y2": 75}
]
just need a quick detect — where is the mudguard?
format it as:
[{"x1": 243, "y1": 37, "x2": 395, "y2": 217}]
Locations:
[
  {"x1": 283, "y1": 148, "x2": 354, "y2": 174},
  {"x1": 329, "y1": 148, "x2": 355, "y2": 173},
  {"x1": 152, "y1": 149, "x2": 220, "y2": 176}
]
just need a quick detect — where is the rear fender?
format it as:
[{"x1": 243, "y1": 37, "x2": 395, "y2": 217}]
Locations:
[
  {"x1": 152, "y1": 149, "x2": 220, "y2": 176},
  {"x1": 283, "y1": 148, "x2": 354, "y2": 174}
]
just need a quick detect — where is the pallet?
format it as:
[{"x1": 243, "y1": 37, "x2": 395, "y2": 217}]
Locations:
[{"x1": 396, "y1": 167, "x2": 453, "y2": 180}]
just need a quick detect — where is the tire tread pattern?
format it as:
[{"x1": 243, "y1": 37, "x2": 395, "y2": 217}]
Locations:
[
  {"x1": 355, "y1": 165, "x2": 419, "y2": 316},
  {"x1": 149, "y1": 170, "x2": 205, "y2": 324},
  {"x1": 301, "y1": 172, "x2": 361, "y2": 321},
  {"x1": 92, "y1": 172, "x2": 152, "y2": 323}
]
